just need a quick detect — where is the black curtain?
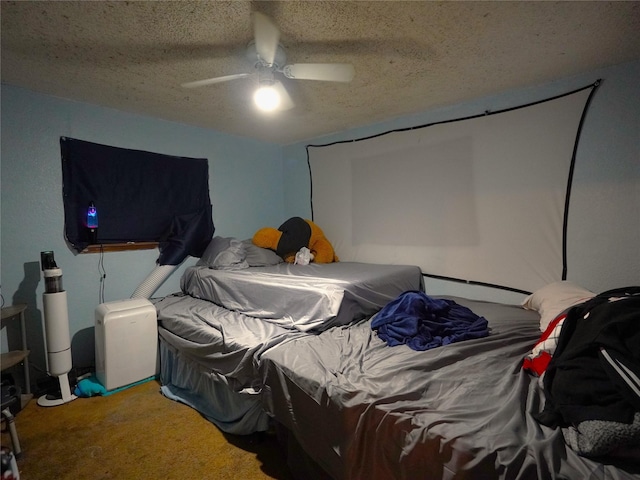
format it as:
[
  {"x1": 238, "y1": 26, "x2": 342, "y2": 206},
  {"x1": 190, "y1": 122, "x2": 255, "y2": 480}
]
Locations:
[{"x1": 61, "y1": 137, "x2": 214, "y2": 265}]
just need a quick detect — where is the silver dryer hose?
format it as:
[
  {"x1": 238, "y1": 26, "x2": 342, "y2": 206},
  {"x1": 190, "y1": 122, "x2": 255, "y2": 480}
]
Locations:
[{"x1": 131, "y1": 264, "x2": 177, "y2": 299}]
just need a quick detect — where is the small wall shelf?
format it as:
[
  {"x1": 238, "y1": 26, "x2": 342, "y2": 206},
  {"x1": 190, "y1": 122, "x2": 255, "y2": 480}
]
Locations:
[{"x1": 1, "y1": 350, "x2": 30, "y2": 370}]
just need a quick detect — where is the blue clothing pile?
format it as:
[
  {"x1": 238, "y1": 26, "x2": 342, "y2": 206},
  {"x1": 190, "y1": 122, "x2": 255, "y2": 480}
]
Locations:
[{"x1": 371, "y1": 291, "x2": 489, "y2": 351}]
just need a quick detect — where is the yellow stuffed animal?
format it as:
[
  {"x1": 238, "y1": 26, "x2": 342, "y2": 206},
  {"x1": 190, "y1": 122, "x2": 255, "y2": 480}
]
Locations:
[{"x1": 253, "y1": 217, "x2": 338, "y2": 263}]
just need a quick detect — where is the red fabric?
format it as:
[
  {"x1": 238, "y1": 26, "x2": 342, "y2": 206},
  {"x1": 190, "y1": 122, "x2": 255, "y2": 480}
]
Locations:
[
  {"x1": 523, "y1": 312, "x2": 568, "y2": 376},
  {"x1": 523, "y1": 351, "x2": 552, "y2": 376},
  {"x1": 538, "y1": 313, "x2": 567, "y2": 342}
]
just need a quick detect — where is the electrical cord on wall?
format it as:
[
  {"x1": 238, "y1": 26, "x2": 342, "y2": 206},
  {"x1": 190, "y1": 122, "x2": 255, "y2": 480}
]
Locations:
[{"x1": 98, "y1": 245, "x2": 106, "y2": 304}]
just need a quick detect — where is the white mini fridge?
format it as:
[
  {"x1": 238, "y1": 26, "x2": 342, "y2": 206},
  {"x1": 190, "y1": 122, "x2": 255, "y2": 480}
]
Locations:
[{"x1": 95, "y1": 298, "x2": 158, "y2": 391}]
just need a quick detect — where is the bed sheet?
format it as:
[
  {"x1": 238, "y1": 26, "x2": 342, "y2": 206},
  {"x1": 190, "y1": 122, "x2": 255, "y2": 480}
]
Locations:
[
  {"x1": 180, "y1": 262, "x2": 423, "y2": 331},
  {"x1": 155, "y1": 293, "x2": 313, "y2": 435},
  {"x1": 158, "y1": 332, "x2": 271, "y2": 435},
  {"x1": 154, "y1": 294, "x2": 307, "y2": 392},
  {"x1": 260, "y1": 296, "x2": 640, "y2": 480}
]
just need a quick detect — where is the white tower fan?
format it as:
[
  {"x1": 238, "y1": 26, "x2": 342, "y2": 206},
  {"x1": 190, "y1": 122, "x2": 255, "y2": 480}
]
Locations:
[{"x1": 38, "y1": 251, "x2": 77, "y2": 407}]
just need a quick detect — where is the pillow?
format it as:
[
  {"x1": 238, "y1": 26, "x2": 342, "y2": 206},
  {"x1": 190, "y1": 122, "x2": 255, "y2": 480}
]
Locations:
[
  {"x1": 196, "y1": 236, "x2": 248, "y2": 270},
  {"x1": 522, "y1": 281, "x2": 595, "y2": 331},
  {"x1": 241, "y1": 239, "x2": 283, "y2": 266}
]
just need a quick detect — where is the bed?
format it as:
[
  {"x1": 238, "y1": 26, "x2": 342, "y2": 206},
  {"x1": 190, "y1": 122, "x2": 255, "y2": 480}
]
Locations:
[
  {"x1": 154, "y1": 237, "x2": 424, "y2": 434},
  {"x1": 154, "y1": 237, "x2": 639, "y2": 478},
  {"x1": 259, "y1": 293, "x2": 640, "y2": 480}
]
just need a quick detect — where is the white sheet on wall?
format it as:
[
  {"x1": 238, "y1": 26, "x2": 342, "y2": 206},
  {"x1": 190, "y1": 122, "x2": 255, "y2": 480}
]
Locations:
[{"x1": 308, "y1": 87, "x2": 594, "y2": 294}]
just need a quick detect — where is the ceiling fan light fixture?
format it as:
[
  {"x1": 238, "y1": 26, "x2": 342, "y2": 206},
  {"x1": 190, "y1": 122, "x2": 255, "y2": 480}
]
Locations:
[
  {"x1": 254, "y1": 84, "x2": 280, "y2": 112},
  {"x1": 180, "y1": 12, "x2": 353, "y2": 113}
]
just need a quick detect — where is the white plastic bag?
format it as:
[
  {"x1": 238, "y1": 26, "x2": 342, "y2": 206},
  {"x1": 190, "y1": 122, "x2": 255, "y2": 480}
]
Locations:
[{"x1": 294, "y1": 247, "x2": 312, "y2": 265}]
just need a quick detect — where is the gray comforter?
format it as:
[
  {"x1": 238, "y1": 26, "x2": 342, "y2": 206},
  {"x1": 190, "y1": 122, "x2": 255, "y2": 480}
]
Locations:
[
  {"x1": 180, "y1": 262, "x2": 423, "y2": 331},
  {"x1": 260, "y1": 296, "x2": 640, "y2": 480},
  {"x1": 155, "y1": 293, "x2": 305, "y2": 392}
]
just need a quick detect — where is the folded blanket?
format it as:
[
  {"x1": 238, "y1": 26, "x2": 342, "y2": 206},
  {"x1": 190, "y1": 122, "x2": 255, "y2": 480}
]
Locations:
[{"x1": 371, "y1": 291, "x2": 489, "y2": 351}]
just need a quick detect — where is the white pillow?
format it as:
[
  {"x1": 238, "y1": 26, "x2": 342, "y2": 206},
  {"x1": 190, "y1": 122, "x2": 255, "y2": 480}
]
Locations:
[{"x1": 522, "y1": 281, "x2": 595, "y2": 331}]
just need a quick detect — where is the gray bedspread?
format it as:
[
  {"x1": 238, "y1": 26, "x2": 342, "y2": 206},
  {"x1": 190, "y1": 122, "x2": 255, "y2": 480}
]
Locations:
[
  {"x1": 154, "y1": 261, "x2": 422, "y2": 435},
  {"x1": 180, "y1": 262, "x2": 423, "y2": 331},
  {"x1": 155, "y1": 293, "x2": 310, "y2": 434},
  {"x1": 155, "y1": 294, "x2": 306, "y2": 392},
  {"x1": 260, "y1": 296, "x2": 640, "y2": 480}
]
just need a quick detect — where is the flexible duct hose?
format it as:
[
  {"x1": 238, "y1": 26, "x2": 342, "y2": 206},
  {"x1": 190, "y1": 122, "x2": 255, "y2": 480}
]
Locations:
[{"x1": 131, "y1": 264, "x2": 177, "y2": 299}]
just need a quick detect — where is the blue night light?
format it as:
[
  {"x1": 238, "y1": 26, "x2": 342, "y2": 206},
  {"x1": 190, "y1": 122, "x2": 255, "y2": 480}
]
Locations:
[
  {"x1": 87, "y1": 202, "x2": 98, "y2": 228},
  {"x1": 87, "y1": 202, "x2": 98, "y2": 243}
]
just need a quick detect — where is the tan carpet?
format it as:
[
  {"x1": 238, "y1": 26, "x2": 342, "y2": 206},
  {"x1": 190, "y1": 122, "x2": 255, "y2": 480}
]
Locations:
[{"x1": 1, "y1": 379, "x2": 293, "y2": 480}]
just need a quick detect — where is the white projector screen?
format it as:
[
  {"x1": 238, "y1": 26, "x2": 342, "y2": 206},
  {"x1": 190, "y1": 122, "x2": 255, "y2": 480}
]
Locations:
[{"x1": 308, "y1": 85, "x2": 597, "y2": 294}]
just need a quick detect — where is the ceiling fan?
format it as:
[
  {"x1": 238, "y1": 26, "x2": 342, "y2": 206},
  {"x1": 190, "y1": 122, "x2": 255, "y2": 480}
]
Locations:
[{"x1": 181, "y1": 12, "x2": 355, "y2": 111}]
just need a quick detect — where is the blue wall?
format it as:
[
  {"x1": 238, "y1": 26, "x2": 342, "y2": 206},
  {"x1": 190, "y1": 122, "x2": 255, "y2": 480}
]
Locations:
[
  {"x1": 283, "y1": 59, "x2": 640, "y2": 304},
  {"x1": 1, "y1": 86, "x2": 285, "y2": 376}
]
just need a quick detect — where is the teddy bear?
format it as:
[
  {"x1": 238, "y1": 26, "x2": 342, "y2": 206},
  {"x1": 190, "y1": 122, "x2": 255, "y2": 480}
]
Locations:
[{"x1": 252, "y1": 217, "x2": 338, "y2": 264}]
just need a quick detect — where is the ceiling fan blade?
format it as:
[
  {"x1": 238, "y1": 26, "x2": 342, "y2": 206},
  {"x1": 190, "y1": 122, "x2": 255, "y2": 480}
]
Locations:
[
  {"x1": 282, "y1": 63, "x2": 355, "y2": 82},
  {"x1": 252, "y1": 11, "x2": 280, "y2": 65},
  {"x1": 181, "y1": 73, "x2": 252, "y2": 89},
  {"x1": 273, "y1": 81, "x2": 295, "y2": 111}
]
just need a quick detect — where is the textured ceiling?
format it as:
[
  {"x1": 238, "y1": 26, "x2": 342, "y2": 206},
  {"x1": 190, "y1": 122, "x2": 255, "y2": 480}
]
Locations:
[{"x1": 2, "y1": 1, "x2": 640, "y2": 145}]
